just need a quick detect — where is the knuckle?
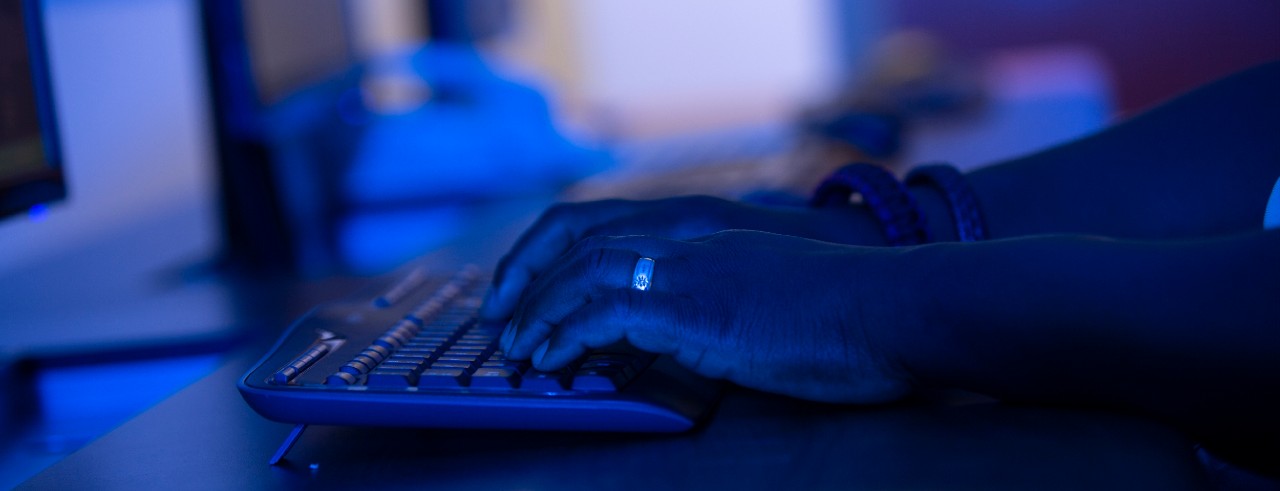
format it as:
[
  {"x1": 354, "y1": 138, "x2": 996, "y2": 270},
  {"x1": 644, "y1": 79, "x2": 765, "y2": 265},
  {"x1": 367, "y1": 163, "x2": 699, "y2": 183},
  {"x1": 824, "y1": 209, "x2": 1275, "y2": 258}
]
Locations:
[
  {"x1": 540, "y1": 202, "x2": 578, "y2": 223},
  {"x1": 581, "y1": 217, "x2": 631, "y2": 239},
  {"x1": 587, "y1": 247, "x2": 612, "y2": 274},
  {"x1": 492, "y1": 254, "x2": 514, "y2": 280},
  {"x1": 705, "y1": 229, "x2": 736, "y2": 240},
  {"x1": 545, "y1": 202, "x2": 573, "y2": 216},
  {"x1": 609, "y1": 289, "x2": 639, "y2": 319},
  {"x1": 569, "y1": 235, "x2": 609, "y2": 256},
  {"x1": 702, "y1": 229, "x2": 748, "y2": 246},
  {"x1": 581, "y1": 247, "x2": 625, "y2": 286},
  {"x1": 690, "y1": 195, "x2": 723, "y2": 207}
]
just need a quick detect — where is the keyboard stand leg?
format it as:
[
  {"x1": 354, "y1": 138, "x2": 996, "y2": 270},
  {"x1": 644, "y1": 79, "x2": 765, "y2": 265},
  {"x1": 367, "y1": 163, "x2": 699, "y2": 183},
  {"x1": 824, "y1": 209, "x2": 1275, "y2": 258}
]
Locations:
[{"x1": 268, "y1": 424, "x2": 308, "y2": 466}]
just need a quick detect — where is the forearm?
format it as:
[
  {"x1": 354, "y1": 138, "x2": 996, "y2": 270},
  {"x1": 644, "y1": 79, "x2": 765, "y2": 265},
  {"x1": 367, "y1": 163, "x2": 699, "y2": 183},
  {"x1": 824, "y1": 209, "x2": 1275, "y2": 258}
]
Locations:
[
  {"x1": 956, "y1": 61, "x2": 1280, "y2": 240},
  {"x1": 887, "y1": 229, "x2": 1280, "y2": 446}
]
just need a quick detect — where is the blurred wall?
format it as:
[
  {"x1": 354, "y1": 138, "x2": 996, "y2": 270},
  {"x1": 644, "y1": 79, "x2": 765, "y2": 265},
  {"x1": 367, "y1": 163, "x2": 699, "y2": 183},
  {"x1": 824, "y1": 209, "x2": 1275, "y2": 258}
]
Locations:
[
  {"x1": 493, "y1": 0, "x2": 846, "y2": 141},
  {"x1": 895, "y1": 0, "x2": 1280, "y2": 113}
]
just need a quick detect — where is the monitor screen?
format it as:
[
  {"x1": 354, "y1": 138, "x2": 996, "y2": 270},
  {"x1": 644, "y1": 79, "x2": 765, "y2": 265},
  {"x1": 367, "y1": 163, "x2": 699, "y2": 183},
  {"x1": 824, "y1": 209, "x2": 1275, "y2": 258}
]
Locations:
[{"x1": 0, "y1": 0, "x2": 63, "y2": 219}]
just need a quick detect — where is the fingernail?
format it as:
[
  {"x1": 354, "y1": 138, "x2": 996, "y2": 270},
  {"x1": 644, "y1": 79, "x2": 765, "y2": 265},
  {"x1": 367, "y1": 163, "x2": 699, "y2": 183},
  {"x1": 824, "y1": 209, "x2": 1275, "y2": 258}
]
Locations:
[{"x1": 532, "y1": 340, "x2": 550, "y2": 367}]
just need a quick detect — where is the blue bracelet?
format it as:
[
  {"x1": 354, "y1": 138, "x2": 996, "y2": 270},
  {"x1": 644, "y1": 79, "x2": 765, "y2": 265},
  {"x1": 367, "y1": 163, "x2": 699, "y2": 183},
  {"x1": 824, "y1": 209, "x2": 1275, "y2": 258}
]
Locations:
[
  {"x1": 810, "y1": 163, "x2": 930, "y2": 246},
  {"x1": 905, "y1": 164, "x2": 988, "y2": 242}
]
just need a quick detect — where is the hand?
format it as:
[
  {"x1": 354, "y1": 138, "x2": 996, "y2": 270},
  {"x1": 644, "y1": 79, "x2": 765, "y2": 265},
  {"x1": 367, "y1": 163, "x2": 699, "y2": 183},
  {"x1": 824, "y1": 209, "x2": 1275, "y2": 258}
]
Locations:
[
  {"x1": 499, "y1": 230, "x2": 915, "y2": 404},
  {"x1": 481, "y1": 196, "x2": 882, "y2": 322}
]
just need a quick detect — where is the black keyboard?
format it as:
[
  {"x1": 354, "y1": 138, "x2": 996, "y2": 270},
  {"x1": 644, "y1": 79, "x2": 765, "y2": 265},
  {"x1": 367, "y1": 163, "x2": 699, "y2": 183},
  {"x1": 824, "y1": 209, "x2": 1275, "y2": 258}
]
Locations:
[{"x1": 239, "y1": 266, "x2": 721, "y2": 432}]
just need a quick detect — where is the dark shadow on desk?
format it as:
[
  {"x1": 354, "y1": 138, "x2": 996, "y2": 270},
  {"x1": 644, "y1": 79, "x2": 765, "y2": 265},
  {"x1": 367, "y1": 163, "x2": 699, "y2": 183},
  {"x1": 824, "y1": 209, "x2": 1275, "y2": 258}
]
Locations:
[
  {"x1": 270, "y1": 391, "x2": 1206, "y2": 490},
  {"x1": 24, "y1": 346, "x2": 1206, "y2": 491}
]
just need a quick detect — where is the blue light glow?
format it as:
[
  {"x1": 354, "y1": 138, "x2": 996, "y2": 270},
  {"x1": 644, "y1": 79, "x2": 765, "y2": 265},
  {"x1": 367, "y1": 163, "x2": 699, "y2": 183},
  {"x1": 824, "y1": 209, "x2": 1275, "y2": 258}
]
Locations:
[{"x1": 27, "y1": 204, "x2": 48, "y2": 222}]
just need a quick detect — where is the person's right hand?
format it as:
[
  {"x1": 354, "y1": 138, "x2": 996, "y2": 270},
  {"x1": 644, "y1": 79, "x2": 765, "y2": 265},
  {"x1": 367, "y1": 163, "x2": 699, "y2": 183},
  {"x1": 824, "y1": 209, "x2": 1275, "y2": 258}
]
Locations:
[
  {"x1": 479, "y1": 196, "x2": 882, "y2": 322},
  {"x1": 498, "y1": 230, "x2": 917, "y2": 404}
]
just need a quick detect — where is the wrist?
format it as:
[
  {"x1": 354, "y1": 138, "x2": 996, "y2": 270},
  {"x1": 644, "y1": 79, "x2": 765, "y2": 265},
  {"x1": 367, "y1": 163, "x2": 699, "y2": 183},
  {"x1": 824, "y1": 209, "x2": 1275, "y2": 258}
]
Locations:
[
  {"x1": 867, "y1": 242, "x2": 968, "y2": 390},
  {"x1": 811, "y1": 206, "x2": 890, "y2": 246},
  {"x1": 833, "y1": 243, "x2": 945, "y2": 394},
  {"x1": 906, "y1": 183, "x2": 960, "y2": 243}
]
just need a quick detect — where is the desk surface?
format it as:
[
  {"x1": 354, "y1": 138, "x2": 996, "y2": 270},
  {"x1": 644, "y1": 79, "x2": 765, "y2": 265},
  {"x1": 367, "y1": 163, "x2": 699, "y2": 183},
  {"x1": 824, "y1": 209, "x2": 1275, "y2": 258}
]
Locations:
[
  {"x1": 17, "y1": 199, "x2": 1211, "y2": 490},
  {"x1": 19, "y1": 355, "x2": 1207, "y2": 490}
]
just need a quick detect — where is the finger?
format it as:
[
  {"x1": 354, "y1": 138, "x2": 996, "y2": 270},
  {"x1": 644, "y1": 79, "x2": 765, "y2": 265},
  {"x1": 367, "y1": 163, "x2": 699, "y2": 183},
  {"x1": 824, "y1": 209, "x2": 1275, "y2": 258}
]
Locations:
[
  {"x1": 579, "y1": 219, "x2": 657, "y2": 241},
  {"x1": 481, "y1": 200, "x2": 635, "y2": 321},
  {"x1": 506, "y1": 236, "x2": 683, "y2": 359},
  {"x1": 533, "y1": 289, "x2": 692, "y2": 371},
  {"x1": 505, "y1": 234, "x2": 614, "y2": 337},
  {"x1": 505, "y1": 246, "x2": 641, "y2": 359}
]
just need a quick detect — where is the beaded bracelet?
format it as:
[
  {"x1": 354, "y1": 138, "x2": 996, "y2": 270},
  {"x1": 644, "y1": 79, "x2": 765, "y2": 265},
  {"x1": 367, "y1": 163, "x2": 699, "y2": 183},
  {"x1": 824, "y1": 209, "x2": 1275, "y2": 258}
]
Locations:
[
  {"x1": 810, "y1": 163, "x2": 930, "y2": 246},
  {"x1": 905, "y1": 164, "x2": 988, "y2": 242}
]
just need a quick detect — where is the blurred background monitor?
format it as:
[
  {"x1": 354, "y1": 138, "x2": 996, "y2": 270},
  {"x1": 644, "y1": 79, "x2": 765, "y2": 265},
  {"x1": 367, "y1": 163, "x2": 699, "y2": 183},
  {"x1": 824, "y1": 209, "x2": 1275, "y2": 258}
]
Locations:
[
  {"x1": 0, "y1": 0, "x2": 232, "y2": 357},
  {"x1": 1, "y1": 1, "x2": 230, "y2": 484},
  {"x1": 0, "y1": 0, "x2": 63, "y2": 220}
]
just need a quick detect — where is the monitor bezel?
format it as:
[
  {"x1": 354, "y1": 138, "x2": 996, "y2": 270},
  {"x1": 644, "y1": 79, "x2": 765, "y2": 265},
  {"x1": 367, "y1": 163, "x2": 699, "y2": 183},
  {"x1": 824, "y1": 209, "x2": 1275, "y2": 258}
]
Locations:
[{"x1": 0, "y1": 0, "x2": 66, "y2": 219}]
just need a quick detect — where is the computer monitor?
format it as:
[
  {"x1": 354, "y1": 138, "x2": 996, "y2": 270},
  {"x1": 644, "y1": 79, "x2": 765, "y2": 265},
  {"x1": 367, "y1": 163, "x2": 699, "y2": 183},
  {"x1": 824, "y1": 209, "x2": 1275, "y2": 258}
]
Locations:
[
  {"x1": 201, "y1": 0, "x2": 367, "y2": 274},
  {"x1": 1, "y1": 0, "x2": 236, "y2": 358},
  {"x1": 0, "y1": 0, "x2": 64, "y2": 220}
]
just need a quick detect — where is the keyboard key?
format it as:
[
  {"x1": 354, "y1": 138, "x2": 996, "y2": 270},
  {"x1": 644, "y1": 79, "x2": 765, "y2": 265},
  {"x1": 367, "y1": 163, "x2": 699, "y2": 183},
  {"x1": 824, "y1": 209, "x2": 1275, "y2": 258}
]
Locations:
[
  {"x1": 521, "y1": 370, "x2": 567, "y2": 392},
  {"x1": 588, "y1": 352, "x2": 650, "y2": 367},
  {"x1": 483, "y1": 353, "x2": 527, "y2": 368},
  {"x1": 359, "y1": 349, "x2": 387, "y2": 364},
  {"x1": 571, "y1": 369, "x2": 627, "y2": 392},
  {"x1": 364, "y1": 345, "x2": 391, "y2": 359},
  {"x1": 427, "y1": 314, "x2": 471, "y2": 327},
  {"x1": 373, "y1": 268, "x2": 428, "y2": 308},
  {"x1": 380, "y1": 360, "x2": 427, "y2": 372},
  {"x1": 409, "y1": 342, "x2": 450, "y2": 355},
  {"x1": 271, "y1": 367, "x2": 299, "y2": 384},
  {"x1": 388, "y1": 327, "x2": 415, "y2": 341},
  {"x1": 481, "y1": 359, "x2": 525, "y2": 370},
  {"x1": 579, "y1": 359, "x2": 636, "y2": 378},
  {"x1": 409, "y1": 300, "x2": 445, "y2": 322},
  {"x1": 390, "y1": 328, "x2": 418, "y2": 342},
  {"x1": 460, "y1": 334, "x2": 493, "y2": 341},
  {"x1": 353, "y1": 354, "x2": 378, "y2": 369},
  {"x1": 418, "y1": 368, "x2": 469, "y2": 388},
  {"x1": 396, "y1": 349, "x2": 439, "y2": 360},
  {"x1": 387, "y1": 354, "x2": 430, "y2": 366},
  {"x1": 373, "y1": 335, "x2": 404, "y2": 350},
  {"x1": 432, "y1": 358, "x2": 478, "y2": 370},
  {"x1": 440, "y1": 286, "x2": 464, "y2": 301},
  {"x1": 340, "y1": 362, "x2": 368, "y2": 375},
  {"x1": 326, "y1": 372, "x2": 357, "y2": 385},
  {"x1": 388, "y1": 322, "x2": 418, "y2": 340},
  {"x1": 470, "y1": 368, "x2": 521, "y2": 388},
  {"x1": 366, "y1": 369, "x2": 418, "y2": 387},
  {"x1": 579, "y1": 359, "x2": 629, "y2": 370},
  {"x1": 444, "y1": 348, "x2": 488, "y2": 358}
]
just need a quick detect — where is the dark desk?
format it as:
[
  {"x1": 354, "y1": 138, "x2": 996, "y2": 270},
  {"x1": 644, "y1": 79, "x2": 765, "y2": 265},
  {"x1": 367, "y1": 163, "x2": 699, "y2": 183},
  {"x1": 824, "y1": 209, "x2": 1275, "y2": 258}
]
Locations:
[
  {"x1": 18, "y1": 352, "x2": 1207, "y2": 490},
  {"x1": 17, "y1": 200, "x2": 1210, "y2": 490}
]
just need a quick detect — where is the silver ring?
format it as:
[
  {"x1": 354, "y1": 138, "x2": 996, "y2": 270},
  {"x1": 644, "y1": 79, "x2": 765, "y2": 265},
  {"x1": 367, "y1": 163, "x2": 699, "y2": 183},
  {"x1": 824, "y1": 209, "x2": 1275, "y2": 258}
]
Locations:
[{"x1": 631, "y1": 257, "x2": 655, "y2": 291}]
